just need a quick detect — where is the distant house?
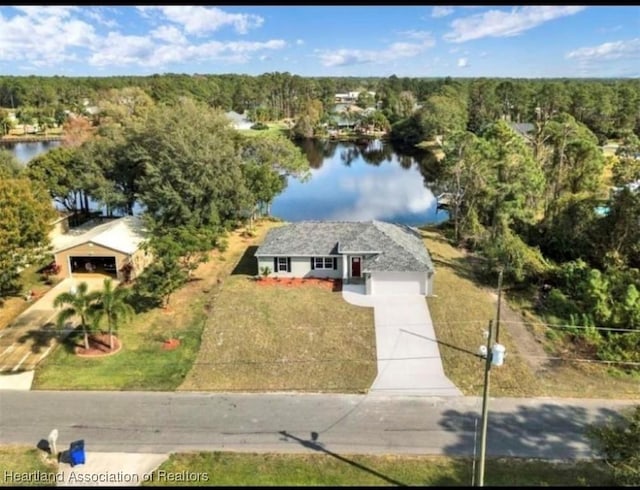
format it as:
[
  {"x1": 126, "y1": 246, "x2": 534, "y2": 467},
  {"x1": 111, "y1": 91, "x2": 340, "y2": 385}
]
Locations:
[
  {"x1": 508, "y1": 122, "x2": 535, "y2": 139},
  {"x1": 225, "y1": 111, "x2": 253, "y2": 130},
  {"x1": 255, "y1": 220, "x2": 435, "y2": 296},
  {"x1": 51, "y1": 216, "x2": 151, "y2": 282}
]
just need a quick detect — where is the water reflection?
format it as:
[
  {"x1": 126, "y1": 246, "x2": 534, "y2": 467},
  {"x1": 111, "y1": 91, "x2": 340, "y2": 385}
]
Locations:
[
  {"x1": 2, "y1": 140, "x2": 61, "y2": 164},
  {"x1": 273, "y1": 139, "x2": 448, "y2": 226}
]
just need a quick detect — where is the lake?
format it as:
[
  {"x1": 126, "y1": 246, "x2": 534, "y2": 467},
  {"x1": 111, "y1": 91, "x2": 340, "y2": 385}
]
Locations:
[
  {"x1": 7, "y1": 139, "x2": 447, "y2": 226},
  {"x1": 2, "y1": 140, "x2": 61, "y2": 164}
]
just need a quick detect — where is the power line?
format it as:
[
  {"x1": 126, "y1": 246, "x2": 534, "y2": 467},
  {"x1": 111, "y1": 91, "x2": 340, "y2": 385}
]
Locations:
[
  {"x1": 432, "y1": 319, "x2": 639, "y2": 333},
  {"x1": 499, "y1": 320, "x2": 639, "y2": 334}
]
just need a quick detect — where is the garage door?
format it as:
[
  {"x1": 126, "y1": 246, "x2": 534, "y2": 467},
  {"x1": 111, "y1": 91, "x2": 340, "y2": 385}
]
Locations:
[{"x1": 370, "y1": 271, "x2": 426, "y2": 295}]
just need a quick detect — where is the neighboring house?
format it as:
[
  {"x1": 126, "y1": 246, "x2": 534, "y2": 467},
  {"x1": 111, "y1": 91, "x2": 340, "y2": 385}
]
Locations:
[
  {"x1": 51, "y1": 216, "x2": 151, "y2": 282},
  {"x1": 508, "y1": 122, "x2": 535, "y2": 139},
  {"x1": 225, "y1": 110, "x2": 253, "y2": 130},
  {"x1": 255, "y1": 221, "x2": 435, "y2": 296}
]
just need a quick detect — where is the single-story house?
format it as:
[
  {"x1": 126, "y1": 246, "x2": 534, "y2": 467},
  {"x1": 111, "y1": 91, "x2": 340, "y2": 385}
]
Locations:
[
  {"x1": 255, "y1": 220, "x2": 435, "y2": 296},
  {"x1": 225, "y1": 110, "x2": 253, "y2": 130},
  {"x1": 51, "y1": 216, "x2": 151, "y2": 282}
]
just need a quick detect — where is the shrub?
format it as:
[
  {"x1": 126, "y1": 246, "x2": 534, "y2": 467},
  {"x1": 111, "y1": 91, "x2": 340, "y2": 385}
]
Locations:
[
  {"x1": 259, "y1": 266, "x2": 272, "y2": 279},
  {"x1": 250, "y1": 122, "x2": 269, "y2": 130}
]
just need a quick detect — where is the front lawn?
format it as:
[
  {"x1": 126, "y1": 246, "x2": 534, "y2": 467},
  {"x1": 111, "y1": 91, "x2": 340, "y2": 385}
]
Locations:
[
  {"x1": 179, "y1": 250, "x2": 376, "y2": 392},
  {"x1": 0, "y1": 445, "x2": 58, "y2": 486},
  {"x1": 32, "y1": 220, "x2": 281, "y2": 391},
  {"x1": 145, "y1": 452, "x2": 612, "y2": 486}
]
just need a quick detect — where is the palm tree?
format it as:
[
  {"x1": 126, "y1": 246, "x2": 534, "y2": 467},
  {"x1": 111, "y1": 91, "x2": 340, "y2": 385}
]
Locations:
[
  {"x1": 54, "y1": 281, "x2": 100, "y2": 351},
  {"x1": 92, "y1": 278, "x2": 134, "y2": 351}
]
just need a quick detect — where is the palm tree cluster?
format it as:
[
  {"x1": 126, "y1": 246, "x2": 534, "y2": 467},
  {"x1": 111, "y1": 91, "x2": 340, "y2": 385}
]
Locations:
[{"x1": 53, "y1": 278, "x2": 134, "y2": 351}]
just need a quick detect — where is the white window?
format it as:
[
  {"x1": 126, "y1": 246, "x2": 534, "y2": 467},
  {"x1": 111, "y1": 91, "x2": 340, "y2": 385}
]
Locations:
[
  {"x1": 314, "y1": 257, "x2": 334, "y2": 269},
  {"x1": 277, "y1": 257, "x2": 288, "y2": 272}
]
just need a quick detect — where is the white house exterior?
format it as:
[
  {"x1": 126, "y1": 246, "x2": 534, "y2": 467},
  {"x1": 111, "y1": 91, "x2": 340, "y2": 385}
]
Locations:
[{"x1": 255, "y1": 221, "x2": 435, "y2": 296}]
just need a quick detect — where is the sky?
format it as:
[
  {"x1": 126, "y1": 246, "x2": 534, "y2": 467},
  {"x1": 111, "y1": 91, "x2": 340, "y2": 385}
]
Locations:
[{"x1": 0, "y1": 5, "x2": 638, "y2": 78}]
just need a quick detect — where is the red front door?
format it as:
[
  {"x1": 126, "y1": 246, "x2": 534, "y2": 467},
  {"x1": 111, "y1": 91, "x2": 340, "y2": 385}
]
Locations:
[{"x1": 351, "y1": 257, "x2": 361, "y2": 277}]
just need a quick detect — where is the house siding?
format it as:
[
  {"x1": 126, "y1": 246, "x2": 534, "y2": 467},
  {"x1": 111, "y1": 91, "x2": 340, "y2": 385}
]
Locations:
[{"x1": 257, "y1": 256, "x2": 342, "y2": 279}]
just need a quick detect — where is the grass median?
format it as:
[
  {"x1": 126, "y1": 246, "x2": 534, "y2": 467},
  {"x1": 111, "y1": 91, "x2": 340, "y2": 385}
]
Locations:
[{"x1": 145, "y1": 452, "x2": 612, "y2": 486}]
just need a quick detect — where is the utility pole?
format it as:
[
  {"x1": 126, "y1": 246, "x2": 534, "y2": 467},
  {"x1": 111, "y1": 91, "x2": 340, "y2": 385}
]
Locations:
[
  {"x1": 476, "y1": 319, "x2": 493, "y2": 487},
  {"x1": 495, "y1": 268, "x2": 503, "y2": 344},
  {"x1": 476, "y1": 319, "x2": 506, "y2": 487}
]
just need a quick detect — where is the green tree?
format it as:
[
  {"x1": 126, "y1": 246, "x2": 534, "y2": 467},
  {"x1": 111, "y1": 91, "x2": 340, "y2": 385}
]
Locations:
[
  {"x1": 0, "y1": 178, "x2": 55, "y2": 302},
  {"x1": 588, "y1": 405, "x2": 640, "y2": 486},
  {"x1": 53, "y1": 281, "x2": 101, "y2": 351},
  {"x1": 25, "y1": 146, "x2": 87, "y2": 213},
  {"x1": 0, "y1": 149, "x2": 22, "y2": 178},
  {"x1": 91, "y1": 278, "x2": 134, "y2": 351},
  {"x1": 0, "y1": 108, "x2": 14, "y2": 136},
  {"x1": 134, "y1": 98, "x2": 252, "y2": 230},
  {"x1": 237, "y1": 132, "x2": 309, "y2": 217}
]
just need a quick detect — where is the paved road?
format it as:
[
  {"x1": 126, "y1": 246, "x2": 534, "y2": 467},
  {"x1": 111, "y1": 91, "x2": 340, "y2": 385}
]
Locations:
[
  {"x1": 0, "y1": 392, "x2": 634, "y2": 459},
  {"x1": 343, "y1": 284, "x2": 460, "y2": 396}
]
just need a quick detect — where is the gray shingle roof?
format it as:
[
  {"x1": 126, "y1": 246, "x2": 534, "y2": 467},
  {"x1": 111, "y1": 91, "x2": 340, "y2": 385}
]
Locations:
[
  {"x1": 509, "y1": 122, "x2": 535, "y2": 137},
  {"x1": 255, "y1": 221, "x2": 433, "y2": 273}
]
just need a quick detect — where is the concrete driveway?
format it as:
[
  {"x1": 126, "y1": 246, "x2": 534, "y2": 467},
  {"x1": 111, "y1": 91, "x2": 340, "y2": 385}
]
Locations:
[
  {"x1": 0, "y1": 275, "x2": 113, "y2": 379},
  {"x1": 343, "y1": 284, "x2": 461, "y2": 397}
]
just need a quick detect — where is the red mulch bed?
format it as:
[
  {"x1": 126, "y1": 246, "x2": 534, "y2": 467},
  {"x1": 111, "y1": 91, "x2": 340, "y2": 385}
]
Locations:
[
  {"x1": 256, "y1": 277, "x2": 342, "y2": 291},
  {"x1": 75, "y1": 333, "x2": 122, "y2": 357},
  {"x1": 162, "y1": 338, "x2": 181, "y2": 350}
]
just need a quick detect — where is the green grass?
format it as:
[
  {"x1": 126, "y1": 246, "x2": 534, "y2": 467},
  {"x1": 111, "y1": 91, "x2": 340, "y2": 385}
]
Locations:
[
  {"x1": 0, "y1": 446, "x2": 59, "y2": 486},
  {"x1": 422, "y1": 227, "x2": 640, "y2": 399},
  {"x1": 32, "y1": 221, "x2": 281, "y2": 391},
  {"x1": 423, "y1": 229, "x2": 539, "y2": 396},
  {"x1": 241, "y1": 122, "x2": 290, "y2": 138},
  {"x1": 144, "y1": 452, "x2": 613, "y2": 486},
  {"x1": 179, "y1": 251, "x2": 376, "y2": 392}
]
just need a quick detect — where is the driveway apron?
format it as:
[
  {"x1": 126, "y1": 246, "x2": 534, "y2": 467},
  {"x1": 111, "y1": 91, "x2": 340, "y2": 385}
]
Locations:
[{"x1": 343, "y1": 284, "x2": 461, "y2": 396}]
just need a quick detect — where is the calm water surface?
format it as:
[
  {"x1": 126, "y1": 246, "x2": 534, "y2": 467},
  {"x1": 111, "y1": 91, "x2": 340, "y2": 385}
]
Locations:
[
  {"x1": 274, "y1": 139, "x2": 448, "y2": 226},
  {"x1": 8, "y1": 139, "x2": 448, "y2": 226},
  {"x1": 2, "y1": 140, "x2": 61, "y2": 164}
]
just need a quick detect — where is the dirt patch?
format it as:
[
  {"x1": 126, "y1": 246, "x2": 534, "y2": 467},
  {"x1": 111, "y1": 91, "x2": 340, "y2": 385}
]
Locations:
[
  {"x1": 74, "y1": 333, "x2": 122, "y2": 357},
  {"x1": 488, "y1": 291, "x2": 549, "y2": 374},
  {"x1": 256, "y1": 277, "x2": 342, "y2": 291}
]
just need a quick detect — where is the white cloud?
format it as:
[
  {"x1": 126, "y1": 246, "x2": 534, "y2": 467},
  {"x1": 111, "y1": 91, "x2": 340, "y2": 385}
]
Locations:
[
  {"x1": 296, "y1": 39, "x2": 304, "y2": 45},
  {"x1": 399, "y1": 30, "x2": 435, "y2": 42},
  {"x1": 566, "y1": 38, "x2": 640, "y2": 61},
  {"x1": 0, "y1": 7, "x2": 96, "y2": 66},
  {"x1": 318, "y1": 33, "x2": 435, "y2": 67},
  {"x1": 432, "y1": 7, "x2": 454, "y2": 18},
  {"x1": 139, "y1": 6, "x2": 263, "y2": 35},
  {"x1": 89, "y1": 34, "x2": 286, "y2": 68},
  {"x1": 83, "y1": 8, "x2": 119, "y2": 28},
  {"x1": 444, "y1": 6, "x2": 586, "y2": 43},
  {"x1": 457, "y1": 57, "x2": 468, "y2": 68},
  {"x1": 479, "y1": 51, "x2": 488, "y2": 58},
  {"x1": 13, "y1": 6, "x2": 77, "y2": 19},
  {"x1": 330, "y1": 171, "x2": 435, "y2": 221},
  {"x1": 151, "y1": 25, "x2": 187, "y2": 44}
]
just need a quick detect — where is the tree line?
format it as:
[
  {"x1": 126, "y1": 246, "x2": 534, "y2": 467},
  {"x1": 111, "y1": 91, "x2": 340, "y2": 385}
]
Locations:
[{"x1": 1, "y1": 74, "x2": 639, "y2": 144}]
